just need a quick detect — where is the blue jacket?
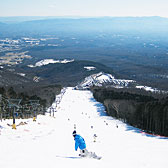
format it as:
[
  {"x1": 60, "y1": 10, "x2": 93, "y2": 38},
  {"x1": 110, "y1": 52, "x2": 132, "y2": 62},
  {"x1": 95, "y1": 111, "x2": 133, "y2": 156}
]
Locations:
[{"x1": 74, "y1": 134, "x2": 86, "y2": 151}]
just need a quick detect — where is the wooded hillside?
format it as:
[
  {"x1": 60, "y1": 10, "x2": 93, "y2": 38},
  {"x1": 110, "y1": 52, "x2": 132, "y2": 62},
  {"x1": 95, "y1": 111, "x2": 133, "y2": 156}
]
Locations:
[{"x1": 91, "y1": 87, "x2": 168, "y2": 136}]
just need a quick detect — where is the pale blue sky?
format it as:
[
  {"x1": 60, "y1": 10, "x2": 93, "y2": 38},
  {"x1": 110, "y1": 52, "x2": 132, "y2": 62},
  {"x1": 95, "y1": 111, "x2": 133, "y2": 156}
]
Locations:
[{"x1": 0, "y1": 0, "x2": 168, "y2": 17}]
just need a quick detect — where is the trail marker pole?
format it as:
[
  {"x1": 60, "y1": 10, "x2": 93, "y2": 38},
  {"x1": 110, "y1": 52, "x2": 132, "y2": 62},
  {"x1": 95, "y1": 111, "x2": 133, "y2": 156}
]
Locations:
[
  {"x1": 52, "y1": 108, "x2": 54, "y2": 117},
  {"x1": 93, "y1": 134, "x2": 97, "y2": 142}
]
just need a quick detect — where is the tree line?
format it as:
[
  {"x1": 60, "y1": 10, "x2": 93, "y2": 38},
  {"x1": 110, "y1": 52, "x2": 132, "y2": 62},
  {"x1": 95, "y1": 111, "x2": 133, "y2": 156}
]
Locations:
[
  {"x1": 91, "y1": 86, "x2": 168, "y2": 136},
  {"x1": 0, "y1": 87, "x2": 47, "y2": 107}
]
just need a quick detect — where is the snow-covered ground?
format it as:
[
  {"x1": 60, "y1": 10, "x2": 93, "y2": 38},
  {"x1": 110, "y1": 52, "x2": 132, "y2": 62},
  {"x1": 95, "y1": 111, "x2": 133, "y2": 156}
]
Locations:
[
  {"x1": 84, "y1": 66, "x2": 96, "y2": 71},
  {"x1": 136, "y1": 85, "x2": 160, "y2": 92},
  {"x1": 0, "y1": 87, "x2": 168, "y2": 168},
  {"x1": 28, "y1": 59, "x2": 74, "y2": 67}
]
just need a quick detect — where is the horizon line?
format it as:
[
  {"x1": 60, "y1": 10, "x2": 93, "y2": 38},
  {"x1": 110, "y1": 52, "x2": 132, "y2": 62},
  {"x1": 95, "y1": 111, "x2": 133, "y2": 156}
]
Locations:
[{"x1": 0, "y1": 15, "x2": 168, "y2": 18}]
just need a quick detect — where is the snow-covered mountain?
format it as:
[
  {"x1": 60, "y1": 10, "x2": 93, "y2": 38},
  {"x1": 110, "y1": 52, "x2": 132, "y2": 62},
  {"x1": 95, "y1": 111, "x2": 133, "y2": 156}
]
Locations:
[
  {"x1": 75, "y1": 72, "x2": 166, "y2": 93},
  {"x1": 75, "y1": 72, "x2": 135, "y2": 89}
]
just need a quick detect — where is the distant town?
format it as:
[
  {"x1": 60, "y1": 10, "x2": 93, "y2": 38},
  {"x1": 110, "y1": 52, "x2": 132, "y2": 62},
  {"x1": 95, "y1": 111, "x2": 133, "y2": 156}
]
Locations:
[{"x1": 0, "y1": 36, "x2": 64, "y2": 65}]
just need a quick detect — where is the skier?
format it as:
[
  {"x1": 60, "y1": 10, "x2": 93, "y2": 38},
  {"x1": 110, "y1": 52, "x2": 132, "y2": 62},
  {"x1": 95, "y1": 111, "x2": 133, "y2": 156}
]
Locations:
[{"x1": 72, "y1": 130, "x2": 88, "y2": 157}]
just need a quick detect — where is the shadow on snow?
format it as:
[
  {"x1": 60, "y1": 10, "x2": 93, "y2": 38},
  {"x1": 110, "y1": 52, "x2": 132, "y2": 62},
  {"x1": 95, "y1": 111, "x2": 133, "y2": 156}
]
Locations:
[
  {"x1": 89, "y1": 97, "x2": 107, "y2": 117},
  {"x1": 56, "y1": 155, "x2": 81, "y2": 159},
  {"x1": 89, "y1": 97, "x2": 168, "y2": 140},
  {"x1": 125, "y1": 123, "x2": 168, "y2": 140}
]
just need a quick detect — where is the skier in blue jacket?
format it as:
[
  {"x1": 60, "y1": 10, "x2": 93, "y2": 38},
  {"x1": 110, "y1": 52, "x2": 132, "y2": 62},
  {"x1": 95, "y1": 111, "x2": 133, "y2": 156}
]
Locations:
[{"x1": 72, "y1": 130, "x2": 88, "y2": 157}]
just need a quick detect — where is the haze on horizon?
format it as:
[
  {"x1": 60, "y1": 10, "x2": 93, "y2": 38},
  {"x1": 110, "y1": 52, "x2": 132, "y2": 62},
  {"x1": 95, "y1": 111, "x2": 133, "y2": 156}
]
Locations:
[{"x1": 0, "y1": 0, "x2": 168, "y2": 18}]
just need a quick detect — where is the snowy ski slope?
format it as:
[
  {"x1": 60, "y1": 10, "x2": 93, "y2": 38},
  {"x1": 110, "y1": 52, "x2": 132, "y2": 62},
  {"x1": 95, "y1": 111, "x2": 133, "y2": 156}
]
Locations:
[{"x1": 0, "y1": 87, "x2": 168, "y2": 168}]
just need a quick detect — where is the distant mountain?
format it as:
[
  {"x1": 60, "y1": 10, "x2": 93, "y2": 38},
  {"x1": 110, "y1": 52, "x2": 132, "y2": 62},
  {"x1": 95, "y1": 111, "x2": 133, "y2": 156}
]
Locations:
[
  {"x1": 0, "y1": 16, "x2": 90, "y2": 23},
  {"x1": 0, "y1": 60, "x2": 115, "y2": 88},
  {"x1": 1, "y1": 17, "x2": 168, "y2": 37},
  {"x1": 0, "y1": 16, "x2": 59, "y2": 23}
]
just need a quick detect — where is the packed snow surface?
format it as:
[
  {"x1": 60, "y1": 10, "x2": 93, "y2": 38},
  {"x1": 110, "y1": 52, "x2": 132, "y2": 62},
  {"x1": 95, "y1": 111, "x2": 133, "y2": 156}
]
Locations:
[{"x1": 0, "y1": 88, "x2": 168, "y2": 168}]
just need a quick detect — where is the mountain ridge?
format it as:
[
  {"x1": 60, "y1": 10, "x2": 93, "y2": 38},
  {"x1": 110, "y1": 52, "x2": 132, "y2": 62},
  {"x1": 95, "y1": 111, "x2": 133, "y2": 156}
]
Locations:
[{"x1": 1, "y1": 16, "x2": 168, "y2": 37}]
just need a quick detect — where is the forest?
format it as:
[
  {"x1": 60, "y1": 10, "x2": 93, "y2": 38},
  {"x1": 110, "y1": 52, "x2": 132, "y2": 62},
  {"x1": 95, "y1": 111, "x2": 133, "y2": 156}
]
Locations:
[
  {"x1": 91, "y1": 86, "x2": 168, "y2": 136},
  {"x1": 0, "y1": 84, "x2": 63, "y2": 108},
  {"x1": 0, "y1": 86, "x2": 47, "y2": 107}
]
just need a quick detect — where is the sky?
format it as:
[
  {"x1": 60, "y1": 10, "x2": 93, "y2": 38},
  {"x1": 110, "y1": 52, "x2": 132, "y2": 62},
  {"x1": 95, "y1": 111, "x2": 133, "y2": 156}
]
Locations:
[{"x1": 0, "y1": 0, "x2": 168, "y2": 17}]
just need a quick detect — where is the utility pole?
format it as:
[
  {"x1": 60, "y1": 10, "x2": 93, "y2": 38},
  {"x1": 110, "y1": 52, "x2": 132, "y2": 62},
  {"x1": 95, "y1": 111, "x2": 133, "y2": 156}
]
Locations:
[
  {"x1": 7, "y1": 99, "x2": 22, "y2": 129},
  {"x1": 12, "y1": 106, "x2": 16, "y2": 129},
  {"x1": 29, "y1": 100, "x2": 40, "y2": 122}
]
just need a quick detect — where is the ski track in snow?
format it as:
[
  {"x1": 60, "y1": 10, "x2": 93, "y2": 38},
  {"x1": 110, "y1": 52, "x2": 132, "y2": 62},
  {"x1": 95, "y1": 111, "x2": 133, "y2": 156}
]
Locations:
[{"x1": 0, "y1": 87, "x2": 168, "y2": 168}]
